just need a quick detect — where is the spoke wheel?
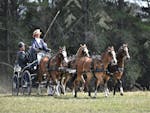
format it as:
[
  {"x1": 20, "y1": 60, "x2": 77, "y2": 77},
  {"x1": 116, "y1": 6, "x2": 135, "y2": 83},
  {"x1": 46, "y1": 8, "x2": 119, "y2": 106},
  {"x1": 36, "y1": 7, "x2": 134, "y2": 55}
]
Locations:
[
  {"x1": 21, "y1": 70, "x2": 32, "y2": 95},
  {"x1": 12, "y1": 74, "x2": 19, "y2": 96}
]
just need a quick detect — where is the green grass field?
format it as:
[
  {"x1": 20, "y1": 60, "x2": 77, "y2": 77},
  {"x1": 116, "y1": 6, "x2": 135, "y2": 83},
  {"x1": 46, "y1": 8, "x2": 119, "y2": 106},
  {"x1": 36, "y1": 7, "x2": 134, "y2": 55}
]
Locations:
[{"x1": 0, "y1": 91, "x2": 149, "y2": 113}]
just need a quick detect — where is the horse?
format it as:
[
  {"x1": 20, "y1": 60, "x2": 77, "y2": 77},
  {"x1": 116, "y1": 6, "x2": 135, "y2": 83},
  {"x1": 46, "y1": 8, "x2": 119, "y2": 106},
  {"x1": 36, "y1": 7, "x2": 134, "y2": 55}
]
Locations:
[
  {"x1": 62, "y1": 44, "x2": 90, "y2": 94},
  {"x1": 106, "y1": 43, "x2": 130, "y2": 96},
  {"x1": 73, "y1": 46, "x2": 117, "y2": 98},
  {"x1": 37, "y1": 46, "x2": 68, "y2": 95}
]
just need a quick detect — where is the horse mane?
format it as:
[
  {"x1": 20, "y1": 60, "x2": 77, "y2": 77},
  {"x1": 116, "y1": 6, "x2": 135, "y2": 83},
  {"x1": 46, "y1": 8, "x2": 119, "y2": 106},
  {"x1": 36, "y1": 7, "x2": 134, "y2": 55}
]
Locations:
[
  {"x1": 76, "y1": 47, "x2": 82, "y2": 58},
  {"x1": 100, "y1": 47, "x2": 110, "y2": 59}
]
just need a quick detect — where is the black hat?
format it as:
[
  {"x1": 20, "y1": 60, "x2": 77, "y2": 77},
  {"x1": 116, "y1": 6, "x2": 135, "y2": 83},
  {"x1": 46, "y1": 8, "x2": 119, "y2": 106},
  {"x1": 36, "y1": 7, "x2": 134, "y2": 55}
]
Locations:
[{"x1": 18, "y1": 42, "x2": 25, "y2": 48}]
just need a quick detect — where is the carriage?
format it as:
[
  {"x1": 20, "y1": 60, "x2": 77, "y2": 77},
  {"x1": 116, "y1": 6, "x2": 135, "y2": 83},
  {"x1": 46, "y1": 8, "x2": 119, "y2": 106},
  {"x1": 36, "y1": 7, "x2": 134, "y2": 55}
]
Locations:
[
  {"x1": 12, "y1": 59, "x2": 41, "y2": 95},
  {"x1": 12, "y1": 52, "x2": 60, "y2": 96}
]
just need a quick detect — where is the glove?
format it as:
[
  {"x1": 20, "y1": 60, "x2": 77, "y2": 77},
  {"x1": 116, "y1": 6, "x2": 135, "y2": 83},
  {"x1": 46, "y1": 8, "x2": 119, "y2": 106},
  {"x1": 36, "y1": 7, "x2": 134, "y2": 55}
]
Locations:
[
  {"x1": 46, "y1": 48, "x2": 51, "y2": 52},
  {"x1": 39, "y1": 48, "x2": 42, "y2": 50}
]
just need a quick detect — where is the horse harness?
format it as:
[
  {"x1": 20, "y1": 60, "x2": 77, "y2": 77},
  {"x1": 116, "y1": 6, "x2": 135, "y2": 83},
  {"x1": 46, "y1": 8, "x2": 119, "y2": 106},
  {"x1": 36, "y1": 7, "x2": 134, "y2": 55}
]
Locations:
[
  {"x1": 90, "y1": 59, "x2": 105, "y2": 73},
  {"x1": 47, "y1": 54, "x2": 62, "y2": 72},
  {"x1": 106, "y1": 64, "x2": 124, "y2": 76}
]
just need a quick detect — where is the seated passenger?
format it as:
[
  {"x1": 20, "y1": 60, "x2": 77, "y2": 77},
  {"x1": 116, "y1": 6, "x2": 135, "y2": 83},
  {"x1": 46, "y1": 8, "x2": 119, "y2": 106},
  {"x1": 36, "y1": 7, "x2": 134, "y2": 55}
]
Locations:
[
  {"x1": 16, "y1": 42, "x2": 28, "y2": 68},
  {"x1": 30, "y1": 29, "x2": 51, "y2": 64}
]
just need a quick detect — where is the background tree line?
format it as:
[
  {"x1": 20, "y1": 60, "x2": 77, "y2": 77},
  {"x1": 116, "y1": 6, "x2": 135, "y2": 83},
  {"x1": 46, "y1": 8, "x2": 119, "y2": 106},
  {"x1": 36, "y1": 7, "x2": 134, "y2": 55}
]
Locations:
[{"x1": 0, "y1": 0, "x2": 150, "y2": 92}]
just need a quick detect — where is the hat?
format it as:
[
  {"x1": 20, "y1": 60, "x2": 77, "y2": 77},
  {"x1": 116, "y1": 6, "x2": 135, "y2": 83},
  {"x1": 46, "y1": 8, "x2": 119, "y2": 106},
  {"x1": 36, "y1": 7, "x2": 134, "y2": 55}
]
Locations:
[
  {"x1": 33, "y1": 29, "x2": 42, "y2": 36},
  {"x1": 18, "y1": 42, "x2": 25, "y2": 48}
]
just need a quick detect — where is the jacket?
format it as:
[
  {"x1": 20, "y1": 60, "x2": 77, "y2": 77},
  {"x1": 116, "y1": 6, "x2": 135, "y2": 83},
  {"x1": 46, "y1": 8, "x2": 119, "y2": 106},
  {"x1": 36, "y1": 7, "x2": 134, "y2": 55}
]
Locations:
[
  {"x1": 31, "y1": 38, "x2": 49, "y2": 53},
  {"x1": 17, "y1": 51, "x2": 27, "y2": 68}
]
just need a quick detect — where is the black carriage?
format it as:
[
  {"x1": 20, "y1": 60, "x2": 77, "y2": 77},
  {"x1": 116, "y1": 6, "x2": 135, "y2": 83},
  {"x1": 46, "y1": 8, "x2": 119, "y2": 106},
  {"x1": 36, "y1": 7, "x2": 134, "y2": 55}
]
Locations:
[
  {"x1": 12, "y1": 55, "x2": 65, "y2": 96},
  {"x1": 12, "y1": 59, "x2": 55, "y2": 96},
  {"x1": 12, "y1": 60, "x2": 38, "y2": 95}
]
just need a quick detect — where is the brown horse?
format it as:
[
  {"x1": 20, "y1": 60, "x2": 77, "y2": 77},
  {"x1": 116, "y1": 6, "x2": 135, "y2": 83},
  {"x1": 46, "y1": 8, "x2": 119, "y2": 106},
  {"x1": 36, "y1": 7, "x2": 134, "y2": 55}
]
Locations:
[
  {"x1": 37, "y1": 46, "x2": 68, "y2": 95},
  {"x1": 62, "y1": 44, "x2": 90, "y2": 94},
  {"x1": 73, "y1": 46, "x2": 117, "y2": 97},
  {"x1": 106, "y1": 43, "x2": 130, "y2": 96}
]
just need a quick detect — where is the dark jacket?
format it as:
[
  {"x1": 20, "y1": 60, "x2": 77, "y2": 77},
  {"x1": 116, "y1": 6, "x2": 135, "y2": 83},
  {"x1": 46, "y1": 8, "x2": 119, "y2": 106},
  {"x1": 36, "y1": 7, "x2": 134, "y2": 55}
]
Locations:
[{"x1": 17, "y1": 51, "x2": 27, "y2": 68}]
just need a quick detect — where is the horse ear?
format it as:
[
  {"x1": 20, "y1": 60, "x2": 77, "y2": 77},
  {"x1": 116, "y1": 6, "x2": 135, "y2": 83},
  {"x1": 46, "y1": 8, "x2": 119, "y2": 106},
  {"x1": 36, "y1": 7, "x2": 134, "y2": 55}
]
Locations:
[
  {"x1": 112, "y1": 46, "x2": 115, "y2": 50},
  {"x1": 119, "y1": 46, "x2": 123, "y2": 51},
  {"x1": 107, "y1": 46, "x2": 111, "y2": 52},
  {"x1": 59, "y1": 47, "x2": 62, "y2": 51},
  {"x1": 83, "y1": 44, "x2": 87, "y2": 47},
  {"x1": 80, "y1": 44, "x2": 83, "y2": 47},
  {"x1": 123, "y1": 43, "x2": 128, "y2": 47},
  {"x1": 107, "y1": 46, "x2": 111, "y2": 50},
  {"x1": 63, "y1": 46, "x2": 66, "y2": 50},
  {"x1": 111, "y1": 46, "x2": 114, "y2": 50}
]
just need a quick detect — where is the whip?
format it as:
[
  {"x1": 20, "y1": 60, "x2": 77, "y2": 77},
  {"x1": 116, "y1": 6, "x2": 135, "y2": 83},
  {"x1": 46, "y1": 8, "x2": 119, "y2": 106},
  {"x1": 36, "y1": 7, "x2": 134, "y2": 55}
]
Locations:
[{"x1": 43, "y1": 10, "x2": 60, "y2": 39}]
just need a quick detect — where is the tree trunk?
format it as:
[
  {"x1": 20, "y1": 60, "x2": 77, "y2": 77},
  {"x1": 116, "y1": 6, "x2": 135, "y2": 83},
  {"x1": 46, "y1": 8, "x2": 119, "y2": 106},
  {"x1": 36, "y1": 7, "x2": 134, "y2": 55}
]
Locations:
[
  {"x1": 6, "y1": 0, "x2": 11, "y2": 63},
  {"x1": 83, "y1": 0, "x2": 89, "y2": 32},
  {"x1": 118, "y1": 0, "x2": 124, "y2": 10}
]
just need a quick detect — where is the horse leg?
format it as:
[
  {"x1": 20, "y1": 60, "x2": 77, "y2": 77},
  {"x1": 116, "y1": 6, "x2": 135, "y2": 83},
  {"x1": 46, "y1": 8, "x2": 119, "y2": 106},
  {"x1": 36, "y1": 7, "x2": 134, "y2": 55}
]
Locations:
[
  {"x1": 62, "y1": 73, "x2": 71, "y2": 95},
  {"x1": 73, "y1": 76, "x2": 80, "y2": 98},
  {"x1": 80, "y1": 74, "x2": 86, "y2": 92},
  {"x1": 94, "y1": 73, "x2": 103, "y2": 98},
  {"x1": 37, "y1": 70, "x2": 43, "y2": 95},
  {"x1": 53, "y1": 73, "x2": 61, "y2": 96},
  {"x1": 55, "y1": 79, "x2": 61, "y2": 96},
  {"x1": 113, "y1": 79, "x2": 118, "y2": 96},
  {"x1": 47, "y1": 74, "x2": 52, "y2": 96},
  {"x1": 60, "y1": 73, "x2": 66, "y2": 95},
  {"x1": 73, "y1": 79, "x2": 78, "y2": 98},
  {"x1": 104, "y1": 81, "x2": 109, "y2": 97},
  {"x1": 118, "y1": 79, "x2": 123, "y2": 96},
  {"x1": 104, "y1": 76, "x2": 110, "y2": 97},
  {"x1": 94, "y1": 79, "x2": 100, "y2": 98},
  {"x1": 86, "y1": 72, "x2": 92, "y2": 97}
]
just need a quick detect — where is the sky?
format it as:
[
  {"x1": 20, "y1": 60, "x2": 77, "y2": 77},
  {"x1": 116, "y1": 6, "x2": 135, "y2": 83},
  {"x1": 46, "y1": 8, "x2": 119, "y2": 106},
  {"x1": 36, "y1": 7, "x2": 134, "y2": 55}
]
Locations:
[{"x1": 124, "y1": 0, "x2": 148, "y2": 7}]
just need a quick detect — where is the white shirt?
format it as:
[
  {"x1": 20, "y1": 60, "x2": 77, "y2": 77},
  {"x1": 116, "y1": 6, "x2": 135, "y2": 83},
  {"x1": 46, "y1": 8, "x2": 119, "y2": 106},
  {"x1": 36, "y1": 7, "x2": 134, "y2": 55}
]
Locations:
[{"x1": 35, "y1": 38, "x2": 41, "y2": 44}]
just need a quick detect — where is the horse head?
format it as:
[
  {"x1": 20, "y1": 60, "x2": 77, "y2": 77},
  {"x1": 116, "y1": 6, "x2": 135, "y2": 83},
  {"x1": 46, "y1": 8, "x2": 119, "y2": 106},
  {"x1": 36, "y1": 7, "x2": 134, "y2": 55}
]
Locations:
[
  {"x1": 118, "y1": 43, "x2": 130, "y2": 60},
  {"x1": 106, "y1": 46, "x2": 117, "y2": 65},
  {"x1": 76, "y1": 44, "x2": 90, "y2": 58},
  {"x1": 59, "y1": 46, "x2": 68, "y2": 64}
]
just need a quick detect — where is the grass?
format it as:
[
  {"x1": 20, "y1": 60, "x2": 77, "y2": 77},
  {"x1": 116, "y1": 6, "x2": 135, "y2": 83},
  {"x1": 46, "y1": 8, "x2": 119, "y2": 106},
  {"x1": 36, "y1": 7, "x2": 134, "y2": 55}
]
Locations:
[{"x1": 0, "y1": 91, "x2": 150, "y2": 113}]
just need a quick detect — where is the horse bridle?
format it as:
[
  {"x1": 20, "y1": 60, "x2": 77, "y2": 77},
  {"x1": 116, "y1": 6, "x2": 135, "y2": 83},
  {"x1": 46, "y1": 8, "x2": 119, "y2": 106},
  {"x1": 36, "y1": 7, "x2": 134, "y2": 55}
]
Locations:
[
  {"x1": 81, "y1": 47, "x2": 89, "y2": 57},
  {"x1": 119, "y1": 45, "x2": 129, "y2": 58}
]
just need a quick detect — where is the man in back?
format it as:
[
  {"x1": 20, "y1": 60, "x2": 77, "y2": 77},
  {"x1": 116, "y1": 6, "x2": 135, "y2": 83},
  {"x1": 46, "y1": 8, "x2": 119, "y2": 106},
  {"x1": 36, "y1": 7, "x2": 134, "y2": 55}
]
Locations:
[{"x1": 16, "y1": 42, "x2": 28, "y2": 68}]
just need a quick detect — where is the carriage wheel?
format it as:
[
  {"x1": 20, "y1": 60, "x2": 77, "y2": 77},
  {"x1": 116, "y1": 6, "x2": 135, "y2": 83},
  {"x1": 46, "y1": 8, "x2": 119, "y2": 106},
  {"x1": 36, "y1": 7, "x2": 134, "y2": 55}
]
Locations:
[
  {"x1": 12, "y1": 74, "x2": 19, "y2": 96},
  {"x1": 21, "y1": 70, "x2": 32, "y2": 95}
]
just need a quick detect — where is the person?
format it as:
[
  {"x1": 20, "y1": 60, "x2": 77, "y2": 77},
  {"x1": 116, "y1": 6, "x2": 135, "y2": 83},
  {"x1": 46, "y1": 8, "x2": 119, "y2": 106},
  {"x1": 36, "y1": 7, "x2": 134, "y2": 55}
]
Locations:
[
  {"x1": 30, "y1": 29, "x2": 51, "y2": 64},
  {"x1": 16, "y1": 42, "x2": 28, "y2": 68}
]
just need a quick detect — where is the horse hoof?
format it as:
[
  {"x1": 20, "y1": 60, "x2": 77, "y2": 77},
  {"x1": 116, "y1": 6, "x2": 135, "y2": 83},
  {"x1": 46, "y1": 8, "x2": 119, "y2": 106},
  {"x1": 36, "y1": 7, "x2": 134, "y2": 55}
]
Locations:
[
  {"x1": 105, "y1": 95, "x2": 108, "y2": 98},
  {"x1": 120, "y1": 93, "x2": 123, "y2": 96},
  {"x1": 93, "y1": 96, "x2": 96, "y2": 98},
  {"x1": 48, "y1": 94, "x2": 53, "y2": 96}
]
